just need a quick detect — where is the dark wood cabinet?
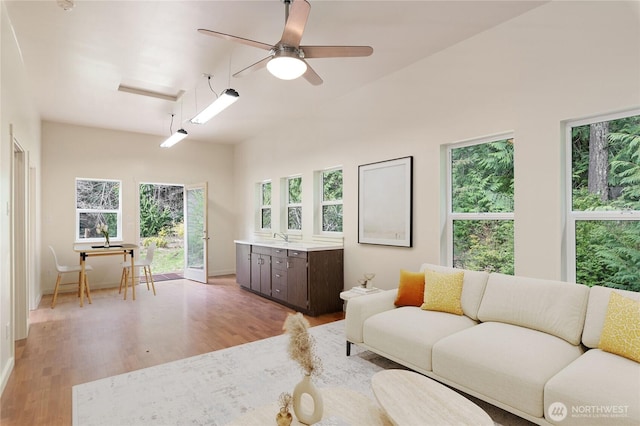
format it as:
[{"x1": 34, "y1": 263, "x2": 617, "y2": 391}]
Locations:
[
  {"x1": 235, "y1": 243, "x2": 251, "y2": 289},
  {"x1": 236, "y1": 243, "x2": 343, "y2": 316},
  {"x1": 287, "y1": 255, "x2": 308, "y2": 310},
  {"x1": 271, "y1": 249, "x2": 288, "y2": 302},
  {"x1": 250, "y1": 245, "x2": 271, "y2": 294}
]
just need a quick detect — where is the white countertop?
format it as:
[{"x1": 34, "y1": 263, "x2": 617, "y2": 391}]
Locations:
[{"x1": 234, "y1": 239, "x2": 343, "y2": 252}]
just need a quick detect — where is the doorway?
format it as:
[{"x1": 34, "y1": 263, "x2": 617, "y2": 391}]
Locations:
[
  {"x1": 138, "y1": 183, "x2": 184, "y2": 280},
  {"x1": 12, "y1": 130, "x2": 29, "y2": 340}
]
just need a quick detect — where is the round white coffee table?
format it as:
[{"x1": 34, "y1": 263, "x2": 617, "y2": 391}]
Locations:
[
  {"x1": 227, "y1": 386, "x2": 392, "y2": 425},
  {"x1": 371, "y1": 369, "x2": 494, "y2": 426}
]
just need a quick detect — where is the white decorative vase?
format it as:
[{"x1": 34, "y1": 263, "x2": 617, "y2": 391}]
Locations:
[{"x1": 292, "y1": 374, "x2": 323, "y2": 425}]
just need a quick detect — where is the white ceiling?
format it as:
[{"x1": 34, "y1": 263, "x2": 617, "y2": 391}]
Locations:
[{"x1": 5, "y1": 0, "x2": 546, "y2": 145}]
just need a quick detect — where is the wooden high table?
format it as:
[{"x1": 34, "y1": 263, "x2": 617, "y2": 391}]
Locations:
[{"x1": 73, "y1": 243, "x2": 138, "y2": 307}]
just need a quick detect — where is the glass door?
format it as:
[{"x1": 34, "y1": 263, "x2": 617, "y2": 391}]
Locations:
[{"x1": 184, "y1": 182, "x2": 208, "y2": 283}]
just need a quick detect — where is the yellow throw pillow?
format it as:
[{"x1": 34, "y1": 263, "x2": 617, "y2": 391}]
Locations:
[
  {"x1": 394, "y1": 270, "x2": 425, "y2": 307},
  {"x1": 598, "y1": 291, "x2": 640, "y2": 363},
  {"x1": 421, "y1": 269, "x2": 464, "y2": 315}
]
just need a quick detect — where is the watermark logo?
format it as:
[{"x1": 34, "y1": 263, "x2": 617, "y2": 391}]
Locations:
[
  {"x1": 548, "y1": 402, "x2": 567, "y2": 422},
  {"x1": 548, "y1": 402, "x2": 629, "y2": 422}
]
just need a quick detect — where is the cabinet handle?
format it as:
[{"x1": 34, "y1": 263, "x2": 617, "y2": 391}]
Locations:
[
  {"x1": 275, "y1": 273, "x2": 281, "y2": 278},
  {"x1": 292, "y1": 251, "x2": 300, "y2": 256},
  {"x1": 275, "y1": 289, "x2": 280, "y2": 293}
]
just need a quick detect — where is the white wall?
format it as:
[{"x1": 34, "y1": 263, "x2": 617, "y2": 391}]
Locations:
[
  {"x1": 0, "y1": 1, "x2": 42, "y2": 393},
  {"x1": 41, "y1": 122, "x2": 236, "y2": 291},
  {"x1": 234, "y1": 1, "x2": 640, "y2": 290}
]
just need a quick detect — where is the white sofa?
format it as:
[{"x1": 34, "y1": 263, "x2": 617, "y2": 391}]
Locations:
[{"x1": 345, "y1": 263, "x2": 640, "y2": 425}]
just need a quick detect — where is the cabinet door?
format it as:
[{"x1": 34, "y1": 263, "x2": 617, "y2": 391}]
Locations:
[
  {"x1": 250, "y1": 253, "x2": 262, "y2": 292},
  {"x1": 287, "y1": 256, "x2": 308, "y2": 309},
  {"x1": 236, "y1": 244, "x2": 251, "y2": 288},
  {"x1": 259, "y1": 255, "x2": 272, "y2": 295}
]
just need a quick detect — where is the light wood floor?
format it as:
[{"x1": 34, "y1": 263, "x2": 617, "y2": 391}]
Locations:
[{"x1": 0, "y1": 276, "x2": 344, "y2": 426}]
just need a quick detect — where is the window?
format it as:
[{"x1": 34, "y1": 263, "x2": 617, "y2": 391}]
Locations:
[
  {"x1": 566, "y1": 110, "x2": 640, "y2": 292},
  {"x1": 76, "y1": 178, "x2": 122, "y2": 241},
  {"x1": 259, "y1": 181, "x2": 272, "y2": 230},
  {"x1": 318, "y1": 168, "x2": 343, "y2": 233},
  {"x1": 446, "y1": 136, "x2": 514, "y2": 274},
  {"x1": 286, "y1": 176, "x2": 302, "y2": 231}
]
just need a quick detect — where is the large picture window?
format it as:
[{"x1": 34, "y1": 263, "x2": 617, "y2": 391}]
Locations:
[
  {"x1": 446, "y1": 136, "x2": 514, "y2": 274},
  {"x1": 76, "y1": 178, "x2": 122, "y2": 241},
  {"x1": 566, "y1": 110, "x2": 640, "y2": 291},
  {"x1": 318, "y1": 168, "x2": 343, "y2": 233}
]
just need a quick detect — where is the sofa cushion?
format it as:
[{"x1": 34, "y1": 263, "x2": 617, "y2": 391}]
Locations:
[
  {"x1": 477, "y1": 273, "x2": 589, "y2": 345},
  {"x1": 363, "y1": 306, "x2": 477, "y2": 372},
  {"x1": 420, "y1": 269, "x2": 464, "y2": 315},
  {"x1": 432, "y1": 322, "x2": 584, "y2": 418},
  {"x1": 394, "y1": 269, "x2": 425, "y2": 307},
  {"x1": 544, "y1": 349, "x2": 640, "y2": 425},
  {"x1": 582, "y1": 285, "x2": 640, "y2": 349},
  {"x1": 599, "y1": 291, "x2": 640, "y2": 362},
  {"x1": 419, "y1": 263, "x2": 489, "y2": 320}
]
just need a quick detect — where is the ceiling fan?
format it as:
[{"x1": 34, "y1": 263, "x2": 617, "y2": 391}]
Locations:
[{"x1": 198, "y1": 0, "x2": 373, "y2": 86}]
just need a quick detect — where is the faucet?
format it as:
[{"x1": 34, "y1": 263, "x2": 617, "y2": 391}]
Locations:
[{"x1": 273, "y1": 232, "x2": 289, "y2": 242}]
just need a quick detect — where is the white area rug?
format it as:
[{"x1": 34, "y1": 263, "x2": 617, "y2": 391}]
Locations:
[
  {"x1": 73, "y1": 320, "x2": 530, "y2": 426},
  {"x1": 72, "y1": 320, "x2": 398, "y2": 426}
]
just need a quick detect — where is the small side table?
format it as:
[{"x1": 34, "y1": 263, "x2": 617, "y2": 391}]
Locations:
[{"x1": 340, "y1": 287, "x2": 382, "y2": 311}]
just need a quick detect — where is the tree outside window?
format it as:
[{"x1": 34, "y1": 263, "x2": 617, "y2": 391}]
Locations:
[
  {"x1": 448, "y1": 137, "x2": 514, "y2": 274},
  {"x1": 287, "y1": 176, "x2": 302, "y2": 231},
  {"x1": 76, "y1": 178, "x2": 121, "y2": 241},
  {"x1": 567, "y1": 111, "x2": 640, "y2": 291},
  {"x1": 320, "y1": 169, "x2": 343, "y2": 233},
  {"x1": 260, "y1": 181, "x2": 272, "y2": 230}
]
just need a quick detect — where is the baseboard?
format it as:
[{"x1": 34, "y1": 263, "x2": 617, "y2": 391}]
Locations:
[
  {"x1": 0, "y1": 355, "x2": 15, "y2": 397},
  {"x1": 209, "y1": 269, "x2": 235, "y2": 277}
]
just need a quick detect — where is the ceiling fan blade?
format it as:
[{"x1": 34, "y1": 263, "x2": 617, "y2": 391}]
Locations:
[
  {"x1": 232, "y1": 56, "x2": 272, "y2": 78},
  {"x1": 301, "y1": 45, "x2": 373, "y2": 58},
  {"x1": 198, "y1": 29, "x2": 273, "y2": 51},
  {"x1": 280, "y1": 0, "x2": 310, "y2": 47},
  {"x1": 302, "y1": 61, "x2": 323, "y2": 86}
]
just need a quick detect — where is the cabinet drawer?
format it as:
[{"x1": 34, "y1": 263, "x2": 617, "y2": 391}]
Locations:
[
  {"x1": 272, "y1": 256, "x2": 287, "y2": 270},
  {"x1": 272, "y1": 247, "x2": 288, "y2": 257},
  {"x1": 288, "y1": 249, "x2": 307, "y2": 259},
  {"x1": 251, "y1": 245, "x2": 272, "y2": 255},
  {"x1": 271, "y1": 271, "x2": 287, "y2": 301}
]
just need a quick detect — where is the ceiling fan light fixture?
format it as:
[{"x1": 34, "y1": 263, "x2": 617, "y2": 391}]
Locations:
[
  {"x1": 190, "y1": 88, "x2": 239, "y2": 125},
  {"x1": 267, "y1": 50, "x2": 307, "y2": 80},
  {"x1": 160, "y1": 128, "x2": 188, "y2": 148}
]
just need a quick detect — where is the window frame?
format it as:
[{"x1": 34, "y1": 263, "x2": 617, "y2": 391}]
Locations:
[
  {"x1": 75, "y1": 177, "x2": 122, "y2": 242},
  {"x1": 315, "y1": 167, "x2": 343, "y2": 235},
  {"x1": 444, "y1": 133, "x2": 515, "y2": 271},
  {"x1": 564, "y1": 108, "x2": 640, "y2": 283}
]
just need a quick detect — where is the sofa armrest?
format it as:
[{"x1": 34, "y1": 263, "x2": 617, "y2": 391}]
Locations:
[{"x1": 345, "y1": 289, "x2": 398, "y2": 344}]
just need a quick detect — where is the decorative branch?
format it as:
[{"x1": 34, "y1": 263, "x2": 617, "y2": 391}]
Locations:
[{"x1": 283, "y1": 313, "x2": 323, "y2": 378}]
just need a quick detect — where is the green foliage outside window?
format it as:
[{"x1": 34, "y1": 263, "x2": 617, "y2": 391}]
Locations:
[
  {"x1": 322, "y1": 169, "x2": 343, "y2": 232},
  {"x1": 139, "y1": 184, "x2": 183, "y2": 238},
  {"x1": 288, "y1": 177, "x2": 302, "y2": 230},
  {"x1": 452, "y1": 140, "x2": 514, "y2": 213},
  {"x1": 451, "y1": 140, "x2": 514, "y2": 274},
  {"x1": 261, "y1": 182, "x2": 271, "y2": 229},
  {"x1": 571, "y1": 115, "x2": 640, "y2": 291}
]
